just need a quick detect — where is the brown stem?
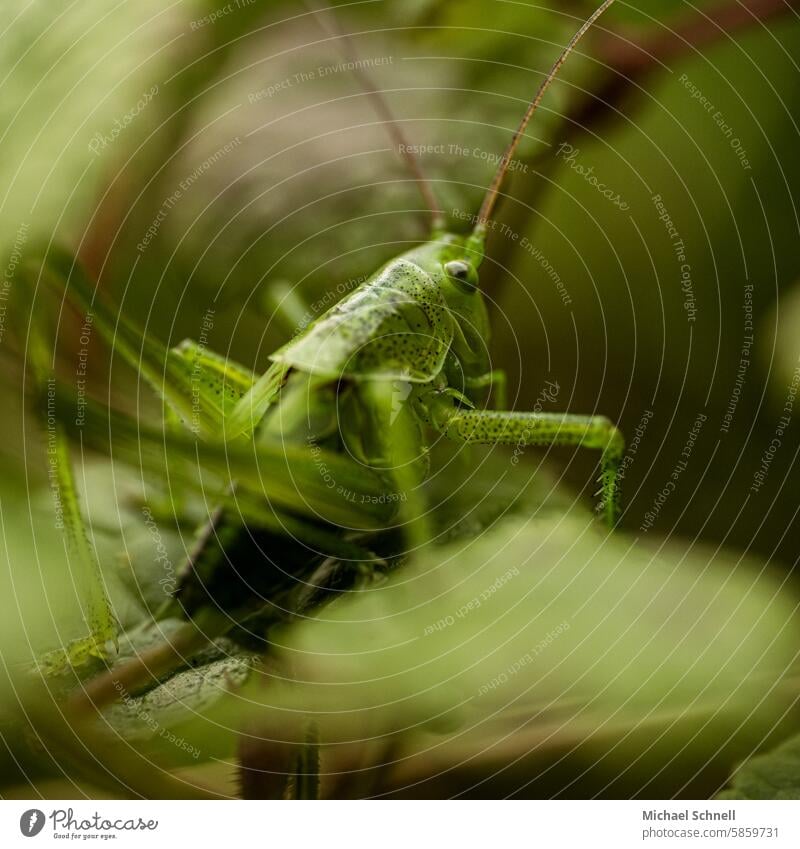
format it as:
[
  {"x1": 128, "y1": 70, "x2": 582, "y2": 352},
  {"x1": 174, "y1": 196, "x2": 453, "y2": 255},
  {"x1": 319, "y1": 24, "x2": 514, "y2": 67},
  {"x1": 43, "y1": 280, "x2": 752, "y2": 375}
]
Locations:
[
  {"x1": 486, "y1": 0, "x2": 799, "y2": 295},
  {"x1": 576, "y1": 0, "x2": 800, "y2": 130}
]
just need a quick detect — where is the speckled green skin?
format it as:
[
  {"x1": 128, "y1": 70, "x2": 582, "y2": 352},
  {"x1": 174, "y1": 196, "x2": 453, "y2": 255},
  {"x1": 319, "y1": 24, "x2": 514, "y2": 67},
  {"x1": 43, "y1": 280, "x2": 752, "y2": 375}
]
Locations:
[
  {"x1": 274, "y1": 259, "x2": 453, "y2": 382},
  {"x1": 273, "y1": 235, "x2": 489, "y2": 382}
]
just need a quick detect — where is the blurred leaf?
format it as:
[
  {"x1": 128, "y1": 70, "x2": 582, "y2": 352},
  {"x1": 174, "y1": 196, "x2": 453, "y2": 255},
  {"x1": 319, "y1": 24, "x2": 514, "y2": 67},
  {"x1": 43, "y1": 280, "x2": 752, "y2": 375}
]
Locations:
[
  {"x1": 719, "y1": 733, "x2": 800, "y2": 800},
  {"x1": 238, "y1": 511, "x2": 799, "y2": 767},
  {"x1": 0, "y1": 0, "x2": 184, "y2": 249}
]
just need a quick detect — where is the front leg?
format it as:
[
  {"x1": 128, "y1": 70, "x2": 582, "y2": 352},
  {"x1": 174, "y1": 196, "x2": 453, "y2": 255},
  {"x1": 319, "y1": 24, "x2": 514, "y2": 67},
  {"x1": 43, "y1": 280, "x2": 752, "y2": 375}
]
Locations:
[
  {"x1": 424, "y1": 394, "x2": 624, "y2": 526},
  {"x1": 464, "y1": 369, "x2": 508, "y2": 410}
]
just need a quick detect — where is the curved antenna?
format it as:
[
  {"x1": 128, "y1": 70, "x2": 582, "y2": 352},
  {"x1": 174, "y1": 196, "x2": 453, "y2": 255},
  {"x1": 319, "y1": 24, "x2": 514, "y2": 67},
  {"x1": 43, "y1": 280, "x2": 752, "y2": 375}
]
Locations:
[
  {"x1": 474, "y1": 0, "x2": 616, "y2": 235},
  {"x1": 303, "y1": 1, "x2": 446, "y2": 232}
]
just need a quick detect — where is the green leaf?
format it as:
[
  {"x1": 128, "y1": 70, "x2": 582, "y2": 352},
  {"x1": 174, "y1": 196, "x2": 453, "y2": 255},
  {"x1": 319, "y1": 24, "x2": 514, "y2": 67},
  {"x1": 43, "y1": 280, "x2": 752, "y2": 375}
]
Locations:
[
  {"x1": 237, "y1": 512, "x2": 799, "y2": 770},
  {"x1": 719, "y1": 734, "x2": 800, "y2": 800}
]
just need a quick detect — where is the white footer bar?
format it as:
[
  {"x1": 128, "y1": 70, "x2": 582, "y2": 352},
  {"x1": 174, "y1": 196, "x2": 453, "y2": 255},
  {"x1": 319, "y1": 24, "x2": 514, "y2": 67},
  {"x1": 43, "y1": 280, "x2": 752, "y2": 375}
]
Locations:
[{"x1": 3, "y1": 800, "x2": 798, "y2": 848}]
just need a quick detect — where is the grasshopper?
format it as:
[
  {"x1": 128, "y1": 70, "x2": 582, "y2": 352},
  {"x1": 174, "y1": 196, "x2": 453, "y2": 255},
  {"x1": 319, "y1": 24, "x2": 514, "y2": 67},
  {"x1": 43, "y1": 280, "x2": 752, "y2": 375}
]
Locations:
[{"x1": 27, "y1": 0, "x2": 623, "y2": 713}]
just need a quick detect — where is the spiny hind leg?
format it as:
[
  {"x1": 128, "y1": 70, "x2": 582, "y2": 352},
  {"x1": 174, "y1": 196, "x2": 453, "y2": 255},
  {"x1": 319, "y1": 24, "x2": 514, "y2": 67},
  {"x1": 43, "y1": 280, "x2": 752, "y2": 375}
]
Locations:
[
  {"x1": 23, "y1": 285, "x2": 118, "y2": 674},
  {"x1": 429, "y1": 401, "x2": 624, "y2": 526}
]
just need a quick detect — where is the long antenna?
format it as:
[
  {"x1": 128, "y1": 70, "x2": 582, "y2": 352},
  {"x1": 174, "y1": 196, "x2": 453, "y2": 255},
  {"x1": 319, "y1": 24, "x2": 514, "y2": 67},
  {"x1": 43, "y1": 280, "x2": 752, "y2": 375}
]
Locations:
[
  {"x1": 304, "y1": 1, "x2": 446, "y2": 232},
  {"x1": 474, "y1": 0, "x2": 616, "y2": 235}
]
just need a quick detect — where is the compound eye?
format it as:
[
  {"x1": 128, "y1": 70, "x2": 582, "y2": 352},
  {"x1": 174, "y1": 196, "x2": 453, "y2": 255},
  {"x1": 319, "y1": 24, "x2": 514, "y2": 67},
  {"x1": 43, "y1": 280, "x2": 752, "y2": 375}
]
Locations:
[{"x1": 444, "y1": 260, "x2": 477, "y2": 292}]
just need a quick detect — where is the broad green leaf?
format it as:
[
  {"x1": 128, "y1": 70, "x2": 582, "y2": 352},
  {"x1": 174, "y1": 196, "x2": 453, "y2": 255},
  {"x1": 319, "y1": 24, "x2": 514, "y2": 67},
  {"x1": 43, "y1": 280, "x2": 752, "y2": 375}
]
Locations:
[
  {"x1": 719, "y1": 734, "x2": 800, "y2": 800},
  {"x1": 236, "y1": 512, "x2": 798, "y2": 765}
]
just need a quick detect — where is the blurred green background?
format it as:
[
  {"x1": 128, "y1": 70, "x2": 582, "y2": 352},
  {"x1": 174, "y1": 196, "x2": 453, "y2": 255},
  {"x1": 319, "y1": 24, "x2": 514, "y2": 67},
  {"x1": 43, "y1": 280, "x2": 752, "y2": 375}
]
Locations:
[{"x1": 1, "y1": 0, "x2": 799, "y2": 799}]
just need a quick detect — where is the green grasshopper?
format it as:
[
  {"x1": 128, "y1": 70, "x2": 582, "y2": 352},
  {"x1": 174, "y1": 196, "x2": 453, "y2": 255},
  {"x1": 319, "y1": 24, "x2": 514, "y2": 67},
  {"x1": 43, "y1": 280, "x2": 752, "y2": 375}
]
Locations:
[{"x1": 28, "y1": 0, "x2": 623, "y2": 709}]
